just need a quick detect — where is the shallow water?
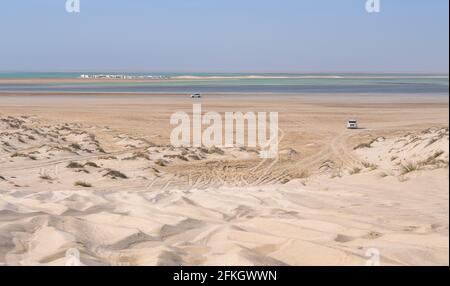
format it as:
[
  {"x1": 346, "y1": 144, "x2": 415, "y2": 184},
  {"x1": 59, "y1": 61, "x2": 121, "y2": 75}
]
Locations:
[{"x1": 0, "y1": 73, "x2": 448, "y2": 94}]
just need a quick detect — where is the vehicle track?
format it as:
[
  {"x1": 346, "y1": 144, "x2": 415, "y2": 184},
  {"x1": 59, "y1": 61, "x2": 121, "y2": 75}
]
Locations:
[{"x1": 0, "y1": 146, "x2": 149, "y2": 173}]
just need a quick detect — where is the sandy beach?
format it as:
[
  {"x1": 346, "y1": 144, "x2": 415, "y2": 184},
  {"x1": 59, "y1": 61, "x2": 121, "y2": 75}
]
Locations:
[{"x1": 0, "y1": 92, "x2": 448, "y2": 266}]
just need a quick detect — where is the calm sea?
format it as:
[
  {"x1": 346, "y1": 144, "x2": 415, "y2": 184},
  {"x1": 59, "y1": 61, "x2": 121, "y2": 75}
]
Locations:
[{"x1": 0, "y1": 73, "x2": 448, "y2": 94}]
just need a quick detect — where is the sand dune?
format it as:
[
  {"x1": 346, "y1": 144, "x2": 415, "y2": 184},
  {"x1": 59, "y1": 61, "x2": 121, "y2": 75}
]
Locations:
[
  {"x1": 0, "y1": 170, "x2": 447, "y2": 265},
  {"x1": 0, "y1": 93, "x2": 448, "y2": 266}
]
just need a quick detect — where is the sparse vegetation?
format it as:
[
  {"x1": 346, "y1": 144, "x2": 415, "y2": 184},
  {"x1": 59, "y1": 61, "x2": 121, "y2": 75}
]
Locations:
[
  {"x1": 164, "y1": 154, "x2": 189, "y2": 161},
  {"x1": 349, "y1": 167, "x2": 362, "y2": 175},
  {"x1": 123, "y1": 151, "x2": 151, "y2": 161},
  {"x1": 103, "y1": 169, "x2": 128, "y2": 179},
  {"x1": 292, "y1": 171, "x2": 310, "y2": 180},
  {"x1": 147, "y1": 167, "x2": 160, "y2": 173},
  {"x1": 400, "y1": 151, "x2": 448, "y2": 175},
  {"x1": 74, "y1": 181, "x2": 92, "y2": 188},
  {"x1": 66, "y1": 162, "x2": 84, "y2": 169},
  {"x1": 207, "y1": 146, "x2": 225, "y2": 155},
  {"x1": 84, "y1": 161, "x2": 100, "y2": 168},
  {"x1": 420, "y1": 150, "x2": 446, "y2": 166},
  {"x1": 361, "y1": 161, "x2": 378, "y2": 170},
  {"x1": 425, "y1": 137, "x2": 439, "y2": 147},
  {"x1": 0, "y1": 175, "x2": 5, "y2": 181},
  {"x1": 378, "y1": 172, "x2": 389, "y2": 178},
  {"x1": 354, "y1": 139, "x2": 376, "y2": 150},
  {"x1": 39, "y1": 175, "x2": 53, "y2": 181},
  {"x1": 70, "y1": 143, "x2": 82, "y2": 150},
  {"x1": 11, "y1": 152, "x2": 37, "y2": 160},
  {"x1": 11, "y1": 152, "x2": 27, "y2": 158},
  {"x1": 99, "y1": 155, "x2": 117, "y2": 160},
  {"x1": 400, "y1": 162, "x2": 421, "y2": 175},
  {"x1": 354, "y1": 143, "x2": 371, "y2": 150}
]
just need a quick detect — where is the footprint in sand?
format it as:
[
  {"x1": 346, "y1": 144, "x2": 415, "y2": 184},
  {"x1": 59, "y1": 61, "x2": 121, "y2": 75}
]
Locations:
[
  {"x1": 334, "y1": 234, "x2": 355, "y2": 243},
  {"x1": 362, "y1": 231, "x2": 383, "y2": 240},
  {"x1": 402, "y1": 224, "x2": 447, "y2": 234},
  {"x1": 403, "y1": 225, "x2": 420, "y2": 232},
  {"x1": 430, "y1": 223, "x2": 446, "y2": 231}
]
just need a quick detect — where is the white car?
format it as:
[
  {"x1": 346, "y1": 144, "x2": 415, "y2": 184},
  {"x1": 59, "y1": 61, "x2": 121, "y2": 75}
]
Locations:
[
  {"x1": 347, "y1": 120, "x2": 358, "y2": 129},
  {"x1": 191, "y1": 93, "x2": 202, "y2": 98}
]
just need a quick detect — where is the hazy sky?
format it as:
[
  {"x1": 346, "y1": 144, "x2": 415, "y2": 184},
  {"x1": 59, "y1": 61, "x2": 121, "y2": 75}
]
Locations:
[{"x1": 0, "y1": 0, "x2": 448, "y2": 73}]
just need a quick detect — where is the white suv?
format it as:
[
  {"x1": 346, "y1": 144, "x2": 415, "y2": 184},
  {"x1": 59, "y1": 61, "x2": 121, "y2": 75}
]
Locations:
[{"x1": 347, "y1": 120, "x2": 358, "y2": 129}]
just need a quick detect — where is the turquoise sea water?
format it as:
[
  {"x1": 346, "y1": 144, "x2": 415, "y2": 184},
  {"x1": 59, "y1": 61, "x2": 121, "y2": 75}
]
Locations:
[
  {"x1": 0, "y1": 73, "x2": 448, "y2": 94},
  {"x1": 0, "y1": 72, "x2": 448, "y2": 79}
]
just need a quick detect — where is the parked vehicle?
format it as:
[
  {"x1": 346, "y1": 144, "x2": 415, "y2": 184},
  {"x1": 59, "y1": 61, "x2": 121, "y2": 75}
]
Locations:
[{"x1": 347, "y1": 119, "x2": 358, "y2": 129}]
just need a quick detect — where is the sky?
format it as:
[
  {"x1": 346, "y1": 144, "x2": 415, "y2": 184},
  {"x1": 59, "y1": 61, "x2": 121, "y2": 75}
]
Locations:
[{"x1": 0, "y1": 0, "x2": 448, "y2": 73}]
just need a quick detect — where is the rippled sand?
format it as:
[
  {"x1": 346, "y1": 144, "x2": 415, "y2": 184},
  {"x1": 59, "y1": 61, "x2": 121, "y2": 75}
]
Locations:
[{"x1": 0, "y1": 93, "x2": 448, "y2": 265}]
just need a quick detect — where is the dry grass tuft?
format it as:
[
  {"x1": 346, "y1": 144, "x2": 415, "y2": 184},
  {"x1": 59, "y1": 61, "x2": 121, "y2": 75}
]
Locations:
[
  {"x1": 39, "y1": 175, "x2": 53, "y2": 181},
  {"x1": 361, "y1": 161, "x2": 378, "y2": 170},
  {"x1": 123, "y1": 151, "x2": 151, "y2": 161},
  {"x1": 99, "y1": 155, "x2": 117, "y2": 160},
  {"x1": 420, "y1": 150, "x2": 447, "y2": 167},
  {"x1": 354, "y1": 139, "x2": 377, "y2": 150},
  {"x1": 400, "y1": 151, "x2": 448, "y2": 175},
  {"x1": 349, "y1": 167, "x2": 362, "y2": 175},
  {"x1": 103, "y1": 169, "x2": 128, "y2": 179},
  {"x1": 70, "y1": 143, "x2": 82, "y2": 150},
  {"x1": 74, "y1": 181, "x2": 92, "y2": 188},
  {"x1": 66, "y1": 162, "x2": 84, "y2": 169},
  {"x1": 84, "y1": 161, "x2": 100, "y2": 168},
  {"x1": 164, "y1": 154, "x2": 189, "y2": 161},
  {"x1": 400, "y1": 162, "x2": 421, "y2": 175},
  {"x1": 378, "y1": 172, "x2": 390, "y2": 178}
]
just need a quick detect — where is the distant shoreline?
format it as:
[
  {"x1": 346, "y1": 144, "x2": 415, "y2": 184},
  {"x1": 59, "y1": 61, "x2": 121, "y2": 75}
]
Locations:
[
  {"x1": 0, "y1": 75, "x2": 448, "y2": 94},
  {"x1": 1, "y1": 74, "x2": 448, "y2": 83}
]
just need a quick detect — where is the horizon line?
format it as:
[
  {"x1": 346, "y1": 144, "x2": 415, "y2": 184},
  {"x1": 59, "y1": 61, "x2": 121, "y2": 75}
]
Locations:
[{"x1": 0, "y1": 70, "x2": 449, "y2": 75}]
